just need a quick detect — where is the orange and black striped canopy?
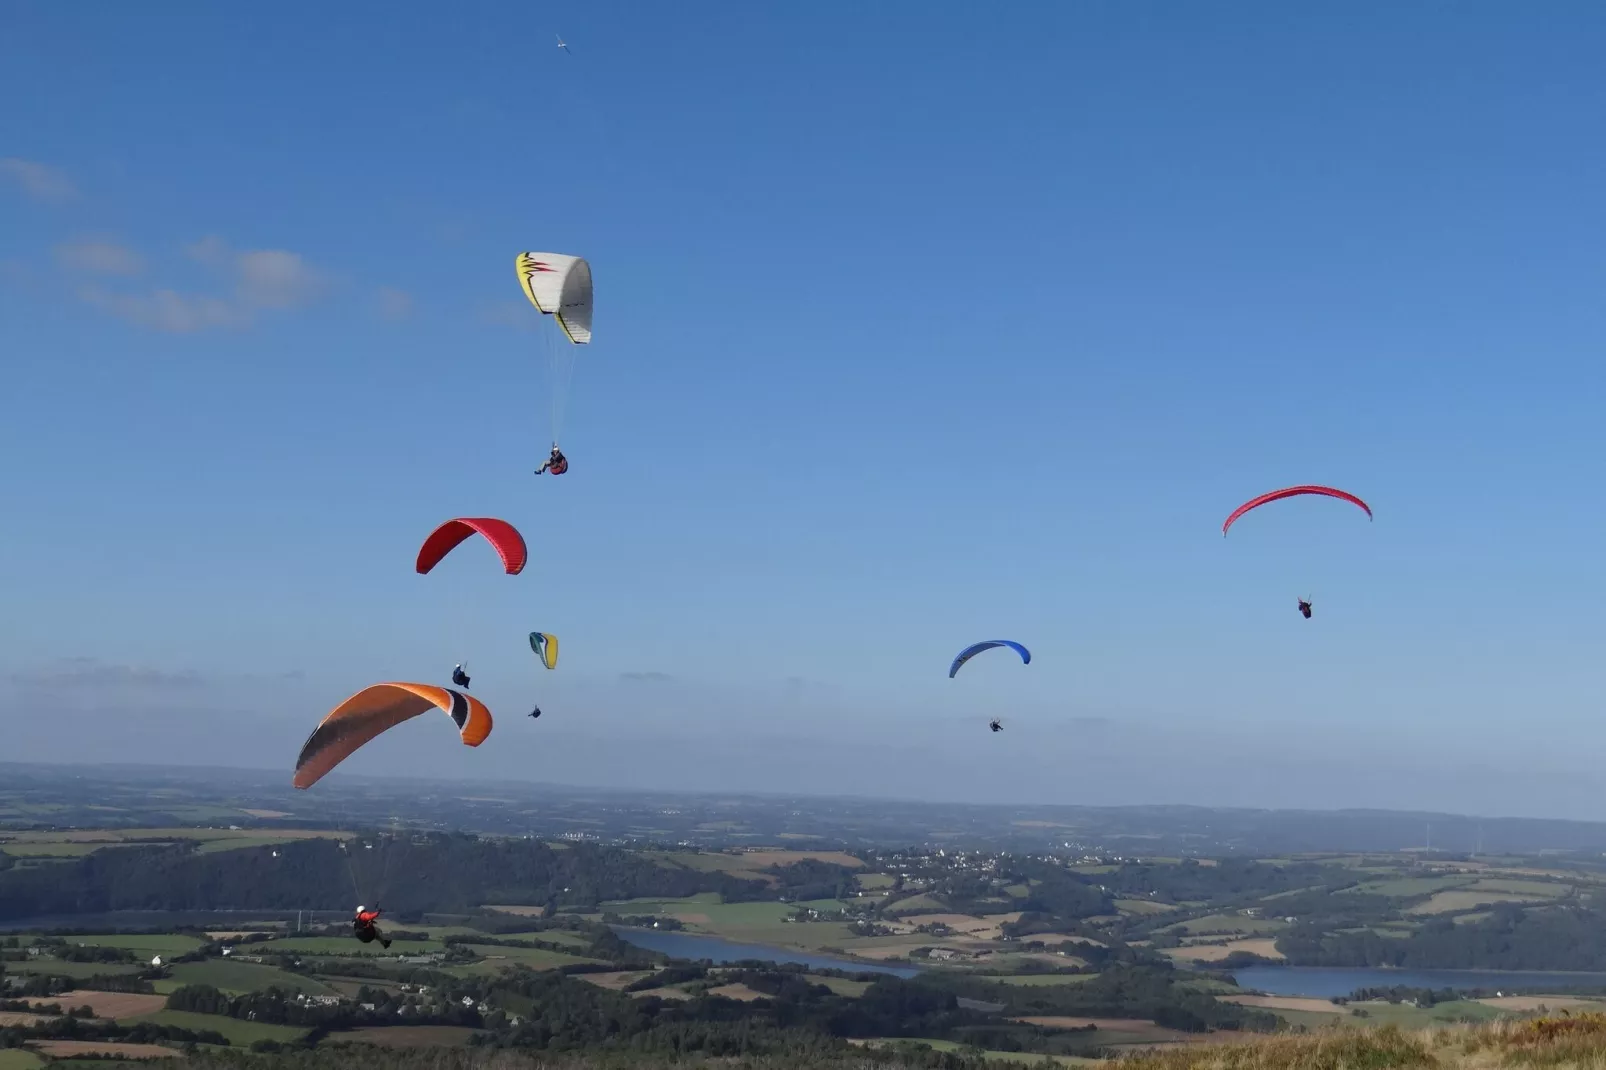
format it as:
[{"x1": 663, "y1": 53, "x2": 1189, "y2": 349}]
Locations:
[{"x1": 293, "y1": 682, "x2": 492, "y2": 790}]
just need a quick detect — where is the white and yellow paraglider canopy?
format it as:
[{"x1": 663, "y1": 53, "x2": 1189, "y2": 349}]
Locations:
[{"x1": 516, "y1": 252, "x2": 592, "y2": 344}]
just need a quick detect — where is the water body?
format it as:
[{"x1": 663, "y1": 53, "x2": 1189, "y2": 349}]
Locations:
[
  {"x1": 613, "y1": 927, "x2": 919, "y2": 978},
  {"x1": 1230, "y1": 966, "x2": 1606, "y2": 999}
]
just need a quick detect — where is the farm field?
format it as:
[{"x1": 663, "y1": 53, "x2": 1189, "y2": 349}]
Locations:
[
  {"x1": 156, "y1": 958, "x2": 340, "y2": 996},
  {"x1": 134, "y1": 1008, "x2": 310, "y2": 1045},
  {"x1": 31, "y1": 1040, "x2": 179, "y2": 1060},
  {"x1": 854, "y1": 1037, "x2": 1096, "y2": 1066},
  {"x1": 1162, "y1": 913, "x2": 1287, "y2": 936},
  {"x1": 327, "y1": 1025, "x2": 482, "y2": 1047},
  {"x1": 444, "y1": 944, "x2": 603, "y2": 974},
  {"x1": 1161, "y1": 938, "x2": 1284, "y2": 962},
  {"x1": 991, "y1": 973, "x2": 1100, "y2": 986},
  {"x1": 1474, "y1": 995, "x2": 1606, "y2": 1012},
  {"x1": 61, "y1": 932, "x2": 205, "y2": 955},
  {"x1": 577, "y1": 970, "x2": 654, "y2": 990},
  {"x1": 1408, "y1": 890, "x2": 1556, "y2": 914},
  {"x1": 28, "y1": 990, "x2": 166, "y2": 1018},
  {"x1": 0, "y1": 1013, "x2": 49, "y2": 1028},
  {"x1": 7, "y1": 958, "x2": 143, "y2": 979},
  {"x1": 1220, "y1": 995, "x2": 1344, "y2": 1014},
  {"x1": 1114, "y1": 899, "x2": 1177, "y2": 915},
  {"x1": 269, "y1": 935, "x2": 448, "y2": 955}
]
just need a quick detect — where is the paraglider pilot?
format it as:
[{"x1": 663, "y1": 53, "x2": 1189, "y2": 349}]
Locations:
[
  {"x1": 529, "y1": 705, "x2": 542, "y2": 719},
  {"x1": 1297, "y1": 599, "x2": 1313, "y2": 620},
  {"x1": 988, "y1": 718, "x2": 1003, "y2": 733},
  {"x1": 353, "y1": 905, "x2": 391, "y2": 949},
  {"x1": 535, "y1": 446, "x2": 568, "y2": 476},
  {"x1": 452, "y1": 664, "x2": 470, "y2": 688}
]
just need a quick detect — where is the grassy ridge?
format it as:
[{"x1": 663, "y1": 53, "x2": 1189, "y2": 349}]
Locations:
[{"x1": 1101, "y1": 1014, "x2": 1606, "y2": 1070}]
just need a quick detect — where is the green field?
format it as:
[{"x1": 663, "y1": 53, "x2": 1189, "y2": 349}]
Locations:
[
  {"x1": 1162, "y1": 913, "x2": 1286, "y2": 936},
  {"x1": 0, "y1": 842, "x2": 159, "y2": 858},
  {"x1": 446, "y1": 944, "x2": 602, "y2": 975},
  {"x1": 1469, "y1": 878, "x2": 1571, "y2": 897},
  {"x1": 1344, "y1": 999, "x2": 1503, "y2": 1028},
  {"x1": 1113, "y1": 898, "x2": 1176, "y2": 915},
  {"x1": 796, "y1": 898, "x2": 854, "y2": 913},
  {"x1": 410, "y1": 925, "x2": 495, "y2": 941},
  {"x1": 196, "y1": 835, "x2": 309, "y2": 854},
  {"x1": 8, "y1": 959, "x2": 143, "y2": 979},
  {"x1": 1341, "y1": 876, "x2": 1471, "y2": 897},
  {"x1": 512, "y1": 930, "x2": 591, "y2": 948},
  {"x1": 1409, "y1": 890, "x2": 1554, "y2": 915},
  {"x1": 602, "y1": 893, "x2": 722, "y2": 911},
  {"x1": 862, "y1": 1038, "x2": 1094, "y2": 1066},
  {"x1": 0, "y1": 1051, "x2": 44, "y2": 1070},
  {"x1": 883, "y1": 893, "x2": 946, "y2": 914},
  {"x1": 719, "y1": 921, "x2": 860, "y2": 952},
  {"x1": 67, "y1": 932, "x2": 205, "y2": 955},
  {"x1": 858, "y1": 873, "x2": 897, "y2": 890},
  {"x1": 155, "y1": 958, "x2": 340, "y2": 996},
  {"x1": 813, "y1": 975, "x2": 871, "y2": 997},
  {"x1": 990, "y1": 973, "x2": 1100, "y2": 986},
  {"x1": 135, "y1": 1008, "x2": 309, "y2": 1045},
  {"x1": 270, "y1": 936, "x2": 447, "y2": 955},
  {"x1": 606, "y1": 896, "x2": 801, "y2": 930},
  {"x1": 326, "y1": 1025, "x2": 482, "y2": 1047}
]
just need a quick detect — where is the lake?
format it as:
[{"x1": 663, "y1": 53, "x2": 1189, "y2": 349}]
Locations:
[
  {"x1": 1229, "y1": 965, "x2": 1606, "y2": 999},
  {"x1": 612, "y1": 927, "x2": 919, "y2": 978}
]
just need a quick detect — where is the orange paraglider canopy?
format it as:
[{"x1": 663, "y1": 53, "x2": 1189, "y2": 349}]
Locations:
[
  {"x1": 293, "y1": 683, "x2": 493, "y2": 790},
  {"x1": 1222, "y1": 485, "x2": 1372, "y2": 536},
  {"x1": 416, "y1": 518, "x2": 527, "y2": 575}
]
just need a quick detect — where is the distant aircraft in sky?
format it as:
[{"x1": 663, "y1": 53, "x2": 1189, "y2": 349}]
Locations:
[{"x1": 556, "y1": 34, "x2": 572, "y2": 55}]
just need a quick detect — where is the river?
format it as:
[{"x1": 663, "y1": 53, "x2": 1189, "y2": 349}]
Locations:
[
  {"x1": 1229, "y1": 965, "x2": 1606, "y2": 999},
  {"x1": 13, "y1": 911, "x2": 1603, "y2": 996},
  {"x1": 612, "y1": 927, "x2": 919, "y2": 978}
]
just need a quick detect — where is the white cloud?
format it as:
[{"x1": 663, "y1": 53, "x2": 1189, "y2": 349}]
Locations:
[
  {"x1": 79, "y1": 285, "x2": 244, "y2": 333},
  {"x1": 619, "y1": 671, "x2": 676, "y2": 684},
  {"x1": 188, "y1": 235, "x2": 325, "y2": 308},
  {"x1": 72, "y1": 235, "x2": 326, "y2": 333},
  {"x1": 375, "y1": 286, "x2": 414, "y2": 321},
  {"x1": 0, "y1": 157, "x2": 76, "y2": 202},
  {"x1": 234, "y1": 249, "x2": 321, "y2": 308},
  {"x1": 55, "y1": 240, "x2": 144, "y2": 276},
  {"x1": 478, "y1": 299, "x2": 537, "y2": 329}
]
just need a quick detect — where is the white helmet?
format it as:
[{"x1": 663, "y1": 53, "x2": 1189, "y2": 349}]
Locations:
[{"x1": 356, "y1": 905, "x2": 365, "y2": 914}]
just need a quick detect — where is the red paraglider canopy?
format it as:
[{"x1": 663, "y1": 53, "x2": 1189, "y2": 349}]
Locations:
[
  {"x1": 416, "y1": 518, "x2": 528, "y2": 575},
  {"x1": 1222, "y1": 486, "x2": 1372, "y2": 536}
]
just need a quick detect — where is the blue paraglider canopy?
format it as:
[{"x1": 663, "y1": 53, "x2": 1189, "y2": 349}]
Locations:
[{"x1": 949, "y1": 640, "x2": 1032, "y2": 679}]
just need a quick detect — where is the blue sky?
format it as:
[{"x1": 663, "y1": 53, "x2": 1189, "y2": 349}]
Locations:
[{"x1": 4, "y1": 2, "x2": 1605, "y2": 819}]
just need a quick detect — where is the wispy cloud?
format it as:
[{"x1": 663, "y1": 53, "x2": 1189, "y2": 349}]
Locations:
[
  {"x1": 619, "y1": 671, "x2": 676, "y2": 684},
  {"x1": 55, "y1": 240, "x2": 145, "y2": 277},
  {"x1": 478, "y1": 300, "x2": 537, "y2": 330},
  {"x1": 8, "y1": 658, "x2": 205, "y2": 693},
  {"x1": 66, "y1": 235, "x2": 326, "y2": 333},
  {"x1": 0, "y1": 158, "x2": 76, "y2": 203},
  {"x1": 375, "y1": 286, "x2": 414, "y2": 321},
  {"x1": 78, "y1": 286, "x2": 244, "y2": 332},
  {"x1": 187, "y1": 235, "x2": 325, "y2": 309}
]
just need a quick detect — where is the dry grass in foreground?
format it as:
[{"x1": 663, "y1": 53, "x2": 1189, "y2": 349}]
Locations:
[{"x1": 1113, "y1": 1013, "x2": 1606, "y2": 1070}]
